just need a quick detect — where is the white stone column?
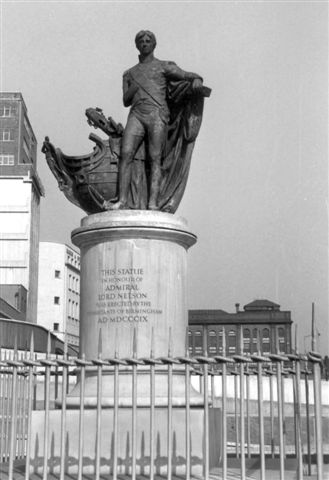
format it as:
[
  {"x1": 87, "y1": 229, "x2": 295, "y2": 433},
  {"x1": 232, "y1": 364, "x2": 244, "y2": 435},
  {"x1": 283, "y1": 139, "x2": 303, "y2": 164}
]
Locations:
[{"x1": 67, "y1": 210, "x2": 202, "y2": 406}]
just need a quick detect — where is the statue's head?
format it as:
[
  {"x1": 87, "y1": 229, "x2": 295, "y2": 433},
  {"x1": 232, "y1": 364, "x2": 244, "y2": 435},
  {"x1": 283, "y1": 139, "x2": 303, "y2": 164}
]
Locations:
[{"x1": 135, "y1": 30, "x2": 156, "y2": 55}]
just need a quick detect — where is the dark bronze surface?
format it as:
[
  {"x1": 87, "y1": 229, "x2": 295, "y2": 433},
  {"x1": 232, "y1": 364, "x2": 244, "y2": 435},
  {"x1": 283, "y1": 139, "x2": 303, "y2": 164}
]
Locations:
[{"x1": 42, "y1": 32, "x2": 211, "y2": 214}]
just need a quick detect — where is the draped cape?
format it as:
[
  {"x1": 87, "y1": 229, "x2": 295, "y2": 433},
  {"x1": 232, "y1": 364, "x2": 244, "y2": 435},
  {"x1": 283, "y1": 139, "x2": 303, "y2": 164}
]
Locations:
[{"x1": 127, "y1": 80, "x2": 205, "y2": 213}]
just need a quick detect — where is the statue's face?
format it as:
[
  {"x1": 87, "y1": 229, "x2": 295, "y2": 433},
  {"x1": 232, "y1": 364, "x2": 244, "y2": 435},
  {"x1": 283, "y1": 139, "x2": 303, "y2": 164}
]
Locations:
[{"x1": 136, "y1": 34, "x2": 155, "y2": 55}]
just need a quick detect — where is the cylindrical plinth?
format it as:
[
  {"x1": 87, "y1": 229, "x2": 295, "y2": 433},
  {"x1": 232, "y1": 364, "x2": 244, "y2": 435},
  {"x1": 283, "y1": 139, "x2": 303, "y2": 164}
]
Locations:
[
  {"x1": 68, "y1": 210, "x2": 201, "y2": 406},
  {"x1": 73, "y1": 210, "x2": 196, "y2": 359}
]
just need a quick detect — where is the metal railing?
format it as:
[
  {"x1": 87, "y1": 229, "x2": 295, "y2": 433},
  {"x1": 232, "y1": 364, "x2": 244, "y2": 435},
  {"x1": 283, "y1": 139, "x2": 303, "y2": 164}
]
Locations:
[{"x1": 0, "y1": 330, "x2": 326, "y2": 480}]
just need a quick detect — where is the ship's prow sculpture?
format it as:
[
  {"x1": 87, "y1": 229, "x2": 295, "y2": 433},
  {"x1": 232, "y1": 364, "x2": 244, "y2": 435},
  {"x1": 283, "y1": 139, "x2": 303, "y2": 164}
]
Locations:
[{"x1": 43, "y1": 30, "x2": 210, "y2": 214}]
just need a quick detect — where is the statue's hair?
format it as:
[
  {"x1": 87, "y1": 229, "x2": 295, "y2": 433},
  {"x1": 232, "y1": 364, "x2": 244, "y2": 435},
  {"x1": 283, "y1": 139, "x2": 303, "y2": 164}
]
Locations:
[{"x1": 135, "y1": 30, "x2": 157, "y2": 48}]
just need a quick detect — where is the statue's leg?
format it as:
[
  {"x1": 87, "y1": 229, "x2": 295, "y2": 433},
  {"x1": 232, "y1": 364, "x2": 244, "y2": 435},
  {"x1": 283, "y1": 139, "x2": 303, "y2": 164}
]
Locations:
[
  {"x1": 147, "y1": 118, "x2": 167, "y2": 210},
  {"x1": 107, "y1": 115, "x2": 144, "y2": 210}
]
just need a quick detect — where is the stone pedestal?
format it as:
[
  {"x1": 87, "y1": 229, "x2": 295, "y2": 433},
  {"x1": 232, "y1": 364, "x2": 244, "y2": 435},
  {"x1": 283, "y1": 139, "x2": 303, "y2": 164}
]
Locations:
[
  {"x1": 30, "y1": 211, "x2": 221, "y2": 477},
  {"x1": 67, "y1": 211, "x2": 201, "y2": 407},
  {"x1": 30, "y1": 408, "x2": 222, "y2": 476}
]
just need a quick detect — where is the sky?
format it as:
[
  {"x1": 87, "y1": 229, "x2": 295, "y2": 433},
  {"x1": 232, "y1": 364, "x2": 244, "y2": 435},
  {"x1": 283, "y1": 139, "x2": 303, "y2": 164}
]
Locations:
[{"x1": 1, "y1": 0, "x2": 328, "y2": 354}]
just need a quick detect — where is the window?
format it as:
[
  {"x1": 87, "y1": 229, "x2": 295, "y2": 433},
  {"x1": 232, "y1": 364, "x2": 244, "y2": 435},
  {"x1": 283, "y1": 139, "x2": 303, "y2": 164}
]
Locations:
[
  {"x1": 68, "y1": 274, "x2": 72, "y2": 290},
  {"x1": 252, "y1": 328, "x2": 258, "y2": 353},
  {"x1": 0, "y1": 106, "x2": 11, "y2": 117},
  {"x1": 54, "y1": 296, "x2": 60, "y2": 305},
  {"x1": 23, "y1": 138, "x2": 30, "y2": 156},
  {"x1": 188, "y1": 331, "x2": 193, "y2": 355},
  {"x1": 2, "y1": 130, "x2": 13, "y2": 141},
  {"x1": 194, "y1": 330, "x2": 203, "y2": 354},
  {"x1": 218, "y1": 330, "x2": 224, "y2": 354},
  {"x1": 0, "y1": 155, "x2": 14, "y2": 165},
  {"x1": 262, "y1": 328, "x2": 270, "y2": 353},
  {"x1": 243, "y1": 328, "x2": 251, "y2": 354},
  {"x1": 14, "y1": 292, "x2": 20, "y2": 310},
  {"x1": 278, "y1": 328, "x2": 285, "y2": 353},
  {"x1": 23, "y1": 116, "x2": 31, "y2": 137},
  {"x1": 53, "y1": 323, "x2": 59, "y2": 332},
  {"x1": 228, "y1": 330, "x2": 237, "y2": 354},
  {"x1": 55, "y1": 270, "x2": 61, "y2": 278},
  {"x1": 208, "y1": 330, "x2": 217, "y2": 355}
]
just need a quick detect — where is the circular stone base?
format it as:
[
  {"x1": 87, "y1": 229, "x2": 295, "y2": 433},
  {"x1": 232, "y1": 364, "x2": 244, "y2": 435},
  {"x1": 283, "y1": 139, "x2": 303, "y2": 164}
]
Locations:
[{"x1": 69, "y1": 211, "x2": 200, "y2": 406}]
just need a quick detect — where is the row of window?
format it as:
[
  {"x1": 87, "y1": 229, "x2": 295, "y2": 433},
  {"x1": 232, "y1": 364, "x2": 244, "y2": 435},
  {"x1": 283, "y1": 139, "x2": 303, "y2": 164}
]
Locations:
[
  {"x1": 67, "y1": 334, "x2": 79, "y2": 347},
  {"x1": 68, "y1": 299, "x2": 79, "y2": 319},
  {"x1": 189, "y1": 327, "x2": 287, "y2": 355},
  {"x1": 68, "y1": 274, "x2": 79, "y2": 294},
  {"x1": 0, "y1": 155, "x2": 14, "y2": 165},
  {"x1": 54, "y1": 270, "x2": 80, "y2": 294},
  {"x1": 54, "y1": 296, "x2": 79, "y2": 320},
  {"x1": 66, "y1": 249, "x2": 80, "y2": 269},
  {"x1": 0, "y1": 154, "x2": 33, "y2": 165}
]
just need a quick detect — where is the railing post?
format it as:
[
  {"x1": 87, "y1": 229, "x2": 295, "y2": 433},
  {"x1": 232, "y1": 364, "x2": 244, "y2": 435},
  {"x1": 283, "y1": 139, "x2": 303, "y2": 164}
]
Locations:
[
  {"x1": 308, "y1": 351, "x2": 323, "y2": 480},
  {"x1": 233, "y1": 349, "x2": 252, "y2": 480},
  {"x1": 24, "y1": 333, "x2": 37, "y2": 480},
  {"x1": 269, "y1": 351, "x2": 289, "y2": 480},
  {"x1": 94, "y1": 331, "x2": 104, "y2": 480},
  {"x1": 252, "y1": 351, "x2": 270, "y2": 480},
  {"x1": 0, "y1": 347, "x2": 4, "y2": 463},
  {"x1": 239, "y1": 359, "x2": 245, "y2": 479},
  {"x1": 233, "y1": 365, "x2": 239, "y2": 459},
  {"x1": 295, "y1": 358, "x2": 303, "y2": 480},
  {"x1": 268, "y1": 364, "x2": 275, "y2": 458},
  {"x1": 40, "y1": 333, "x2": 57, "y2": 480},
  {"x1": 4, "y1": 351, "x2": 11, "y2": 463},
  {"x1": 213, "y1": 333, "x2": 230, "y2": 480},
  {"x1": 246, "y1": 365, "x2": 251, "y2": 459},
  {"x1": 8, "y1": 344, "x2": 19, "y2": 480},
  {"x1": 304, "y1": 364, "x2": 312, "y2": 476},
  {"x1": 75, "y1": 354, "x2": 88, "y2": 480}
]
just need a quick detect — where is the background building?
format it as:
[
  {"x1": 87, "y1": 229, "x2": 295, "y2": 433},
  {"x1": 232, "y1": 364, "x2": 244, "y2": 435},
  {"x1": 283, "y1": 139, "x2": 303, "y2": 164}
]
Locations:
[
  {"x1": 0, "y1": 317, "x2": 78, "y2": 355},
  {"x1": 188, "y1": 299, "x2": 292, "y2": 356},
  {"x1": 37, "y1": 242, "x2": 80, "y2": 348},
  {"x1": 0, "y1": 284, "x2": 27, "y2": 321},
  {"x1": 0, "y1": 92, "x2": 44, "y2": 323}
]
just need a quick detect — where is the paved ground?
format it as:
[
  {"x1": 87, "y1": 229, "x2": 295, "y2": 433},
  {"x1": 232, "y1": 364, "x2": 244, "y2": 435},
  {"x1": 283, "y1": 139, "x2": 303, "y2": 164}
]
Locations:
[{"x1": 1, "y1": 461, "x2": 328, "y2": 480}]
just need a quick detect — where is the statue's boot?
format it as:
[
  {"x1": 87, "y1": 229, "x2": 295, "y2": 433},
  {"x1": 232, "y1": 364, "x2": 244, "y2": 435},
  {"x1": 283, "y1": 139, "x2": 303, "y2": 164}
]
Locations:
[{"x1": 104, "y1": 200, "x2": 127, "y2": 210}]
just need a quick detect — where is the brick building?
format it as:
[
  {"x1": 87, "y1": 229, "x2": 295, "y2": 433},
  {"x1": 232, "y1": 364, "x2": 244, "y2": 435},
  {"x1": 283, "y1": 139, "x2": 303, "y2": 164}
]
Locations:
[{"x1": 188, "y1": 299, "x2": 292, "y2": 356}]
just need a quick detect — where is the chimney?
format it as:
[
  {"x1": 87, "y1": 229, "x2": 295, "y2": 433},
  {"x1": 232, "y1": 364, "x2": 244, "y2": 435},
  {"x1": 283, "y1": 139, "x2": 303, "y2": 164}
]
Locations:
[{"x1": 235, "y1": 303, "x2": 240, "y2": 313}]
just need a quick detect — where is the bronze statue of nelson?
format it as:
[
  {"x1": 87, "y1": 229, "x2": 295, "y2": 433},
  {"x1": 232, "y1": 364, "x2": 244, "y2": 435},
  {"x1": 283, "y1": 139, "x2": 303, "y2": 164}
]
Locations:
[
  {"x1": 42, "y1": 31, "x2": 210, "y2": 215},
  {"x1": 109, "y1": 30, "x2": 205, "y2": 211}
]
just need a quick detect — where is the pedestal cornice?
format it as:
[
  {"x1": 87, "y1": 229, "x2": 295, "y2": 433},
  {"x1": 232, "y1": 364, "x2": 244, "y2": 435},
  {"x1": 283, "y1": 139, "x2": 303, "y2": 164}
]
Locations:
[{"x1": 71, "y1": 210, "x2": 197, "y2": 250}]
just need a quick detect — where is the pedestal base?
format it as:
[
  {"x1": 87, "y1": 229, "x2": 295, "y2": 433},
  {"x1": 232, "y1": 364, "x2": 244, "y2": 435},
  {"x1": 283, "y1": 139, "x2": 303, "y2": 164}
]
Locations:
[
  {"x1": 66, "y1": 366, "x2": 204, "y2": 407},
  {"x1": 30, "y1": 408, "x2": 221, "y2": 476},
  {"x1": 70, "y1": 211, "x2": 198, "y2": 406}
]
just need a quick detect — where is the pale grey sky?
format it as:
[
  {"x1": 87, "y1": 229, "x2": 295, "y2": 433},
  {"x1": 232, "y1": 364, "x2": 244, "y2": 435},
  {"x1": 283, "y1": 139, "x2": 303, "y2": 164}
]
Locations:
[{"x1": 1, "y1": 1, "x2": 328, "y2": 354}]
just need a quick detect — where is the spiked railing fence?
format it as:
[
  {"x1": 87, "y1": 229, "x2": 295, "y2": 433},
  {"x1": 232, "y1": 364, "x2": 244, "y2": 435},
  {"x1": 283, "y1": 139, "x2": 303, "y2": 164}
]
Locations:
[{"x1": 0, "y1": 328, "x2": 326, "y2": 480}]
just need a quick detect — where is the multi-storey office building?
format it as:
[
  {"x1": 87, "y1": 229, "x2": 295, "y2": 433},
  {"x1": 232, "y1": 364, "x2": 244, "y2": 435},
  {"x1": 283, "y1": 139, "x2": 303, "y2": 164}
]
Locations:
[
  {"x1": 0, "y1": 92, "x2": 44, "y2": 323},
  {"x1": 188, "y1": 299, "x2": 292, "y2": 356},
  {"x1": 37, "y1": 242, "x2": 80, "y2": 348}
]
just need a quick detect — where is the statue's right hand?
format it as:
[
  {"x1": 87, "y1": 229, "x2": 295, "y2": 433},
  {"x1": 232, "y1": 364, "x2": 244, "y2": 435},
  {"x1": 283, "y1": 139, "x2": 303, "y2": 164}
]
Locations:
[{"x1": 192, "y1": 78, "x2": 203, "y2": 93}]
